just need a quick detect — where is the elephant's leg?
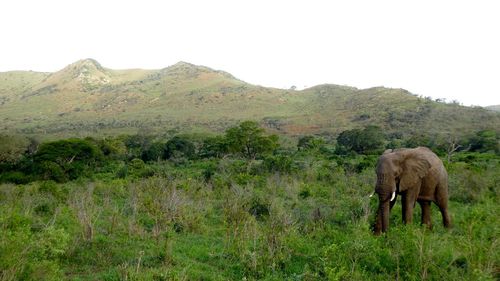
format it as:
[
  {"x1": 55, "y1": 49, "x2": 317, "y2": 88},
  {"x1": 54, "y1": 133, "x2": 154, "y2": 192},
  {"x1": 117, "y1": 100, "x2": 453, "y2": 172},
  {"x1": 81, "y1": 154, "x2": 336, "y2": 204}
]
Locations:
[
  {"x1": 401, "y1": 191, "x2": 416, "y2": 225},
  {"x1": 401, "y1": 192, "x2": 407, "y2": 223},
  {"x1": 435, "y1": 200, "x2": 451, "y2": 228},
  {"x1": 440, "y1": 206, "x2": 451, "y2": 228},
  {"x1": 435, "y1": 184, "x2": 452, "y2": 228},
  {"x1": 418, "y1": 200, "x2": 432, "y2": 229}
]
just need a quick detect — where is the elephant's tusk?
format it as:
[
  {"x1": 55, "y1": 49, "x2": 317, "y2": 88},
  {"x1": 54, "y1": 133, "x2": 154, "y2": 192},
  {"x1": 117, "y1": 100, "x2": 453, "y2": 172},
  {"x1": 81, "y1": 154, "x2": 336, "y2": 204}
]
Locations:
[
  {"x1": 390, "y1": 192, "x2": 396, "y2": 201},
  {"x1": 369, "y1": 191, "x2": 375, "y2": 198}
]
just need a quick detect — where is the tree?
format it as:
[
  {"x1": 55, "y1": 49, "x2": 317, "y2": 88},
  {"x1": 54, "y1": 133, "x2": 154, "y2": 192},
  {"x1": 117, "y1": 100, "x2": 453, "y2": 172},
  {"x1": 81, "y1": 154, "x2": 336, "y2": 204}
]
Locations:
[
  {"x1": 336, "y1": 126, "x2": 385, "y2": 154},
  {"x1": 199, "y1": 136, "x2": 229, "y2": 158},
  {"x1": 468, "y1": 130, "x2": 499, "y2": 153},
  {"x1": 404, "y1": 134, "x2": 434, "y2": 149},
  {"x1": 141, "y1": 142, "x2": 165, "y2": 162},
  {"x1": 297, "y1": 135, "x2": 325, "y2": 151},
  {"x1": 123, "y1": 134, "x2": 153, "y2": 159},
  {"x1": 97, "y1": 137, "x2": 127, "y2": 159},
  {"x1": 443, "y1": 135, "x2": 468, "y2": 162},
  {"x1": 32, "y1": 138, "x2": 103, "y2": 181},
  {"x1": 164, "y1": 136, "x2": 195, "y2": 160},
  {"x1": 225, "y1": 121, "x2": 279, "y2": 159},
  {"x1": 0, "y1": 134, "x2": 30, "y2": 164},
  {"x1": 34, "y1": 139, "x2": 102, "y2": 165}
]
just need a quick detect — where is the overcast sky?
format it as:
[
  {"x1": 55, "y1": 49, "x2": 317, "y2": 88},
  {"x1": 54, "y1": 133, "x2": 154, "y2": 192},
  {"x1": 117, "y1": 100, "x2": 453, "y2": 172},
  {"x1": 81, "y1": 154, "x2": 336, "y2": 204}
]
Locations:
[{"x1": 1, "y1": 0, "x2": 498, "y2": 106}]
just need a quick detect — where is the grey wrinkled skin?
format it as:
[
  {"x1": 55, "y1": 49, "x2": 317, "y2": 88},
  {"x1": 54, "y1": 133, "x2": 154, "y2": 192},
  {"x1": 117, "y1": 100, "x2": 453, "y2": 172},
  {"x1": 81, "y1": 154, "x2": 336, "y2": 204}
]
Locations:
[{"x1": 373, "y1": 147, "x2": 451, "y2": 235}]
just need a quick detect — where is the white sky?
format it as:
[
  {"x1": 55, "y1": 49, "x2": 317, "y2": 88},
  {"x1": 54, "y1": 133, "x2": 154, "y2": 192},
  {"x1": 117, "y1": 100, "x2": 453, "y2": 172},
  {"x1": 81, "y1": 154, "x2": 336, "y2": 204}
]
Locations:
[{"x1": 1, "y1": 0, "x2": 499, "y2": 106}]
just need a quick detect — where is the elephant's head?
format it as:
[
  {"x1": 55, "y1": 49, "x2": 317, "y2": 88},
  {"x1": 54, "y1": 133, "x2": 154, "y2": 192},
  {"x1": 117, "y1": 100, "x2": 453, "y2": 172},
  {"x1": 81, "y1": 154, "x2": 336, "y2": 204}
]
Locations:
[{"x1": 373, "y1": 148, "x2": 431, "y2": 234}]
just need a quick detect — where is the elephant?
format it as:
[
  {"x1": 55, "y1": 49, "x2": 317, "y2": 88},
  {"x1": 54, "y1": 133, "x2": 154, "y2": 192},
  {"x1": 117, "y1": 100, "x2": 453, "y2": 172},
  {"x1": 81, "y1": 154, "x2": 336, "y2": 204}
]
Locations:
[{"x1": 371, "y1": 147, "x2": 451, "y2": 235}]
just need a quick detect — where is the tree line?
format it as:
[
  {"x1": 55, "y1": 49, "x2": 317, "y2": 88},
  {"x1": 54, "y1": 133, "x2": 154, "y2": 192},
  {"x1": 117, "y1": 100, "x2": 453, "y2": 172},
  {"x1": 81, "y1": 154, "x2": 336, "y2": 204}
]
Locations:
[{"x1": 0, "y1": 121, "x2": 498, "y2": 184}]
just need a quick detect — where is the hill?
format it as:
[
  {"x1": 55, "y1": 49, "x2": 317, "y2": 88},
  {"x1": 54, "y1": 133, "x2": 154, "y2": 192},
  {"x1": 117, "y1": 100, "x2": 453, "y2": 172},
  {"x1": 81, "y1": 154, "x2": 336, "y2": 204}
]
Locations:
[
  {"x1": 485, "y1": 105, "x2": 500, "y2": 112},
  {"x1": 1, "y1": 59, "x2": 499, "y2": 139}
]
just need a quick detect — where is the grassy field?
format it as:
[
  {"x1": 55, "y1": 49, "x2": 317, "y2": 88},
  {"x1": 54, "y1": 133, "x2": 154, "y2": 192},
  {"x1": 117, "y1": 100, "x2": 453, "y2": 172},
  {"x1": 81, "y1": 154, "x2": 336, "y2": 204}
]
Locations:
[{"x1": 0, "y1": 142, "x2": 498, "y2": 280}]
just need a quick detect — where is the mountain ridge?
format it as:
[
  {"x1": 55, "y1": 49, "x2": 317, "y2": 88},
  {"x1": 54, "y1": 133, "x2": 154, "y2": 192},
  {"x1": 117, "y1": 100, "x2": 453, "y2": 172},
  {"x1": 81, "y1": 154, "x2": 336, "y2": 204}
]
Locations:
[{"x1": 0, "y1": 59, "x2": 499, "y2": 139}]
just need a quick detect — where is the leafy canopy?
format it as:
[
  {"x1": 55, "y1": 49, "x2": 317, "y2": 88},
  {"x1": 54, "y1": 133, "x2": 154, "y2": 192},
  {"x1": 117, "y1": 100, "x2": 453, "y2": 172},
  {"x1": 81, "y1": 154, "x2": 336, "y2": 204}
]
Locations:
[
  {"x1": 336, "y1": 126, "x2": 385, "y2": 154},
  {"x1": 32, "y1": 138, "x2": 103, "y2": 182},
  {"x1": 0, "y1": 134, "x2": 30, "y2": 164},
  {"x1": 225, "y1": 121, "x2": 279, "y2": 159}
]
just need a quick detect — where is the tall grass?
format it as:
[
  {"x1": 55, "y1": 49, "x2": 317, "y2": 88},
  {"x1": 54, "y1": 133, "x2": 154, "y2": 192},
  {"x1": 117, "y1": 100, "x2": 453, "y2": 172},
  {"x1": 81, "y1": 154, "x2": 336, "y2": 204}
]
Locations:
[{"x1": 0, "y1": 152, "x2": 498, "y2": 280}]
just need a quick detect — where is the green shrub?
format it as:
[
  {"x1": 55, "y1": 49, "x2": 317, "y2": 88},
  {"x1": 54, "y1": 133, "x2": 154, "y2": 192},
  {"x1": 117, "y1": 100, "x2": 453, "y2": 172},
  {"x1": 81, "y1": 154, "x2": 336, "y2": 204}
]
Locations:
[
  {"x1": 337, "y1": 126, "x2": 385, "y2": 155},
  {"x1": 297, "y1": 135, "x2": 325, "y2": 151},
  {"x1": 37, "y1": 161, "x2": 68, "y2": 182},
  {"x1": 467, "y1": 130, "x2": 499, "y2": 153},
  {"x1": 116, "y1": 164, "x2": 128, "y2": 178},
  {"x1": 129, "y1": 158, "x2": 146, "y2": 169},
  {"x1": 0, "y1": 134, "x2": 30, "y2": 164},
  {"x1": 199, "y1": 135, "x2": 229, "y2": 158},
  {"x1": 0, "y1": 171, "x2": 31, "y2": 184},
  {"x1": 225, "y1": 121, "x2": 279, "y2": 159},
  {"x1": 0, "y1": 223, "x2": 69, "y2": 281},
  {"x1": 164, "y1": 136, "x2": 196, "y2": 160},
  {"x1": 38, "y1": 180, "x2": 60, "y2": 195},
  {"x1": 0, "y1": 144, "x2": 498, "y2": 280},
  {"x1": 141, "y1": 142, "x2": 165, "y2": 162},
  {"x1": 263, "y1": 154, "x2": 295, "y2": 174},
  {"x1": 31, "y1": 138, "x2": 103, "y2": 182}
]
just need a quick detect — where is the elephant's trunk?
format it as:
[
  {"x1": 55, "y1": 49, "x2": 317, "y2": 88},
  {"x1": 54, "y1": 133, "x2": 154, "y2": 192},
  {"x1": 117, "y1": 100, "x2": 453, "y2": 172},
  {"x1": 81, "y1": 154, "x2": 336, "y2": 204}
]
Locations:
[
  {"x1": 374, "y1": 193, "x2": 392, "y2": 235},
  {"x1": 370, "y1": 191, "x2": 394, "y2": 200},
  {"x1": 381, "y1": 199, "x2": 390, "y2": 232}
]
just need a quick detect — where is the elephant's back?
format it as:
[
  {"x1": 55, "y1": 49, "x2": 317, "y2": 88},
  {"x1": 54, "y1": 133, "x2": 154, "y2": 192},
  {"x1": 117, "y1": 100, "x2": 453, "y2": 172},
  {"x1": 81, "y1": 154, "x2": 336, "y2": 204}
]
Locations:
[
  {"x1": 422, "y1": 149, "x2": 448, "y2": 184},
  {"x1": 414, "y1": 146, "x2": 448, "y2": 179}
]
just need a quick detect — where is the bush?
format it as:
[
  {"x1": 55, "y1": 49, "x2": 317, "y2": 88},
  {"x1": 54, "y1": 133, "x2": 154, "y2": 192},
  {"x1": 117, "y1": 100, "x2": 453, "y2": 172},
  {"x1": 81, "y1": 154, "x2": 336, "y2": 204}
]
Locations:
[
  {"x1": 34, "y1": 138, "x2": 102, "y2": 165},
  {"x1": 164, "y1": 136, "x2": 196, "y2": 160},
  {"x1": 337, "y1": 126, "x2": 385, "y2": 155},
  {"x1": 0, "y1": 171, "x2": 31, "y2": 184},
  {"x1": 37, "y1": 161, "x2": 68, "y2": 183},
  {"x1": 0, "y1": 136, "x2": 498, "y2": 280},
  {"x1": 263, "y1": 154, "x2": 295, "y2": 174},
  {"x1": 97, "y1": 137, "x2": 127, "y2": 159},
  {"x1": 0, "y1": 223, "x2": 69, "y2": 281},
  {"x1": 225, "y1": 121, "x2": 279, "y2": 159},
  {"x1": 467, "y1": 130, "x2": 499, "y2": 153},
  {"x1": 38, "y1": 180, "x2": 67, "y2": 201},
  {"x1": 141, "y1": 142, "x2": 165, "y2": 162},
  {"x1": 32, "y1": 138, "x2": 103, "y2": 182},
  {"x1": 0, "y1": 134, "x2": 30, "y2": 164},
  {"x1": 297, "y1": 135, "x2": 325, "y2": 151},
  {"x1": 448, "y1": 157, "x2": 497, "y2": 203},
  {"x1": 199, "y1": 135, "x2": 229, "y2": 158}
]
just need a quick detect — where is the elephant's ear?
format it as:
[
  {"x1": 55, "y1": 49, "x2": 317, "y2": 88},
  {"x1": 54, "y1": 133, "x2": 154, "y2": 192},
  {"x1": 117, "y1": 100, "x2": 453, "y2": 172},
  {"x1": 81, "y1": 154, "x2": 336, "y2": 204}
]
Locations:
[{"x1": 399, "y1": 154, "x2": 431, "y2": 191}]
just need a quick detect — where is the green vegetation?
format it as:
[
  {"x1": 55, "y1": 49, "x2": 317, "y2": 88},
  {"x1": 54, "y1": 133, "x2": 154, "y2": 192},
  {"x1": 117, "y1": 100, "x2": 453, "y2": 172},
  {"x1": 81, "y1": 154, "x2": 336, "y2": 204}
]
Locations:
[
  {"x1": 0, "y1": 122, "x2": 498, "y2": 280},
  {"x1": 1, "y1": 60, "x2": 499, "y2": 140},
  {"x1": 0, "y1": 59, "x2": 499, "y2": 280},
  {"x1": 336, "y1": 125, "x2": 385, "y2": 154},
  {"x1": 225, "y1": 121, "x2": 279, "y2": 159}
]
